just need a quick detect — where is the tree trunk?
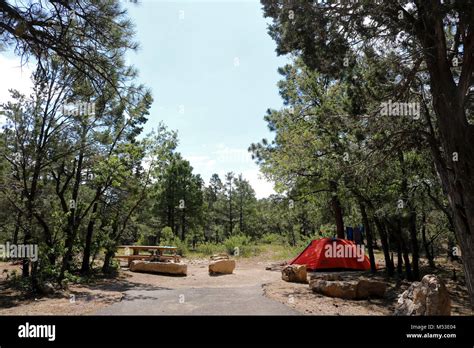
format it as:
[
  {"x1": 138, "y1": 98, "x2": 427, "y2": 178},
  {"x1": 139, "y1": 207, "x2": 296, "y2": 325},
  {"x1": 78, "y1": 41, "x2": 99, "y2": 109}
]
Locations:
[
  {"x1": 408, "y1": 210, "x2": 420, "y2": 280},
  {"x1": 393, "y1": 219, "x2": 413, "y2": 280},
  {"x1": 59, "y1": 134, "x2": 85, "y2": 282},
  {"x1": 418, "y1": 0, "x2": 474, "y2": 308},
  {"x1": 81, "y1": 201, "x2": 98, "y2": 274},
  {"x1": 228, "y1": 188, "x2": 233, "y2": 236},
  {"x1": 181, "y1": 207, "x2": 186, "y2": 241},
  {"x1": 421, "y1": 212, "x2": 435, "y2": 268},
  {"x1": 239, "y1": 195, "x2": 243, "y2": 233},
  {"x1": 401, "y1": 235, "x2": 413, "y2": 281},
  {"x1": 399, "y1": 152, "x2": 420, "y2": 280},
  {"x1": 22, "y1": 200, "x2": 35, "y2": 278},
  {"x1": 396, "y1": 242, "x2": 403, "y2": 277},
  {"x1": 21, "y1": 236, "x2": 31, "y2": 278},
  {"x1": 374, "y1": 217, "x2": 394, "y2": 276},
  {"x1": 102, "y1": 250, "x2": 115, "y2": 274},
  {"x1": 30, "y1": 260, "x2": 40, "y2": 293},
  {"x1": 329, "y1": 180, "x2": 345, "y2": 238},
  {"x1": 359, "y1": 201, "x2": 376, "y2": 273},
  {"x1": 12, "y1": 212, "x2": 21, "y2": 245},
  {"x1": 431, "y1": 104, "x2": 474, "y2": 306}
]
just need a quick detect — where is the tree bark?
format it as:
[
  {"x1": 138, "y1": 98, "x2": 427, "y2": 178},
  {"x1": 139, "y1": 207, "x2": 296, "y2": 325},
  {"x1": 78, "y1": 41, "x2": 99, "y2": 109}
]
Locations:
[
  {"x1": 12, "y1": 211, "x2": 21, "y2": 245},
  {"x1": 329, "y1": 180, "x2": 345, "y2": 239},
  {"x1": 407, "y1": 210, "x2": 420, "y2": 280},
  {"x1": 416, "y1": 1, "x2": 474, "y2": 307},
  {"x1": 396, "y1": 241, "x2": 403, "y2": 277},
  {"x1": 399, "y1": 152, "x2": 420, "y2": 280},
  {"x1": 359, "y1": 201, "x2": 376, "y2": 273},
  {"x1": 81, "y1": 200, "x2": 98, "y2": 274},
  {"x1": 391, "y1": 218, "x2": 413, "y2": 280},
  {"x1": 59, "y1": 128, "x2": 86, "y2": 282},
  {"x1": 421, "y1": 212, "x2": 435, "y2": 268},
  {"x1": 102, "y1": 250, "x2": 115, "y2": 274},
  {"x1": 374, "y1": 217, "x2": 394, "y2": 276}
]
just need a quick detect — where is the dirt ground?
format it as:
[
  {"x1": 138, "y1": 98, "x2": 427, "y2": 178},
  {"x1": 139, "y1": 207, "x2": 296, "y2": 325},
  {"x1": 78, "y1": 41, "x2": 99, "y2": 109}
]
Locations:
[
  {"x1": 0, "y1": 262, "x2": 123, "y2": 315},
  {"x1": 263, "y1": 270, "x2": 472, "y2": 316},
  {"x1": 0, "y1": 254, "x2": 472, "y2": 315},
  {"x1": 263, "y1": 256, "x2": 473, "y2": 316}
]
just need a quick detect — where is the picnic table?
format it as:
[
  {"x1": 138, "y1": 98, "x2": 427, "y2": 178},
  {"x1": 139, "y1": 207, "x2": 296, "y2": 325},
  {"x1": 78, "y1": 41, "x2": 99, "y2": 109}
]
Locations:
[{"x1": 115, "y1": 245, "x2": 180, "y2": 267}]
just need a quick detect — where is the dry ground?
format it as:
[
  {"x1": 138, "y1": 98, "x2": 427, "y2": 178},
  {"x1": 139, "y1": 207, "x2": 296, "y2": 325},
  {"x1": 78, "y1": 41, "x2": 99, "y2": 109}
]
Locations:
[{"x1": 0, "y1": 251, "x2": 472, "y2": 315}]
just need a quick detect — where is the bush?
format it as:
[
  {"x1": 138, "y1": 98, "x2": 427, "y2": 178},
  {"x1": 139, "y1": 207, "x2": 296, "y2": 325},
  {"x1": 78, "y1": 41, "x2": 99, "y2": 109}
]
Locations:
[
  {"x1": 241, "y1": 244, "x2": 262, "y2": 257},
  {"x1": 318, "y1": 224, "x2": 336, "y2": 238},
  {"x1": 7, "y1": 270, "x2": 32, "y2": 292},
  {"x1": 223, "y1": 234, "x2": 250, "y2": 255},
  {"x1": 137, "y1": 224, "x2": 157, "y2": 246},
  {"x1": 160, "y1": 226, "x2": 174, "y2": 242},
  {"x1": 195, "y1": 242, "x2": 225, "y2": 256},
  {"x1": 260, "y1": 233, "x2": 286, "y2": 245},
  {"x1": 165, "y1": 237, "x2": 188, "y2": 257}
]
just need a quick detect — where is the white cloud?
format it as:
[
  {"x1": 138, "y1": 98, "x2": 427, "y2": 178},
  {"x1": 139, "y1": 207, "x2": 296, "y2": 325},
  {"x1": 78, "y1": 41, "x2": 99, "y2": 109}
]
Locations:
[
  {"x1": 214, "y1": 143, "x2": 254, "y2": 166},
  {"x1": 187, "y1": 155, "x2": 216, "y2": 172},
  {"x1": 240, "y1": 168, "x2": 275, "y2": 199},
  {"x1": 0, "y1": 54, "x2": 33, "y2": 101},
  {"x1": 0, "y1": 54, "x2": 34, "y2": 127},
  {"x1": 184, "y1": 146, "x2": 275, "y2": 199}
]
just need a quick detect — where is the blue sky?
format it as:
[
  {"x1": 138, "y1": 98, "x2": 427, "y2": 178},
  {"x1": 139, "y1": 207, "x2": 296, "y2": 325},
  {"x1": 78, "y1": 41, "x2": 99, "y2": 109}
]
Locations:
[
  {"x1": 0, "y1": 0, "x2": 288, "y2": 198},
  {"x1": 124, "y1": 0, "x2": 288, "y2": 197}
]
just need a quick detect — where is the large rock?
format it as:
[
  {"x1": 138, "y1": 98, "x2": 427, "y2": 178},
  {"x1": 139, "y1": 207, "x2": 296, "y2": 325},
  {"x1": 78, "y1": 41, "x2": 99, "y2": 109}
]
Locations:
[
  {"x1": 282, "y1": 265, "x2": 308, "y2": 283},
  {"x1": 309, "y1": 278, "x2": 387, "y2": 299},
  {"x1": 209, "y1": 259, "x2": 236, "y2": 275},
  {"x1": 310, "y1": 273, "x2": 343, "y2": 281},
  {"x1": 395, "y1": 275, "x2": 451, "y2": 316},
  {"x1": 356, "y1": 279, "x2": 387, "y2": 298},
  {"x1": 310, "y1": 279, "x2": 358, "y2": 299},
  {"x1": 129, "y1": 260, "x2": 187, "y2": 276}
]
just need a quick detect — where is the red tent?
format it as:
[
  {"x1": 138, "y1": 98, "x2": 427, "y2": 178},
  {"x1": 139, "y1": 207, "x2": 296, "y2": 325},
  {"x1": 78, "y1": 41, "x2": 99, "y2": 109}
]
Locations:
[{"x1": 290, "y1": 237, "x2": 372, "y2": 271}]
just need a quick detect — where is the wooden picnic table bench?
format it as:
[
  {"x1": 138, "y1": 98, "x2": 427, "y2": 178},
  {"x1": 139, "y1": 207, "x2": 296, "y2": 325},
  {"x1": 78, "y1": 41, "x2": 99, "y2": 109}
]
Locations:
[{"x1": 115, "y1": 245, "x2": 180, "y2": 267}]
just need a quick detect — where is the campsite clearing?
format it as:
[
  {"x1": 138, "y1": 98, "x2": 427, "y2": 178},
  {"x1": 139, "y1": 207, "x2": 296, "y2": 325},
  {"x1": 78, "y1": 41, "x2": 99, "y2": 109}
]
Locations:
[{"x1": 1, "y1": 250, "x2": 472, "y2": 315}]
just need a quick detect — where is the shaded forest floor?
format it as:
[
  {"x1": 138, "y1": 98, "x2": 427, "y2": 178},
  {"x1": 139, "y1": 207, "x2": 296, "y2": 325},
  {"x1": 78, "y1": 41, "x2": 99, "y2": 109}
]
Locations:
[{"x1": 0, "y1": 247, "x2": 472, "y2": 315}]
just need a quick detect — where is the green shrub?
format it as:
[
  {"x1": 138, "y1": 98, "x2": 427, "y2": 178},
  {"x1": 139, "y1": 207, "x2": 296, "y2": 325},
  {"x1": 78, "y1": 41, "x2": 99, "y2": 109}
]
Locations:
[
  {"x1": 137, "y1": 224, "x2": 157, "y2": 246},
  {"x1": 165, "y1": 237, "x2": 188, "y2": 257},
  {"x1": 223, "y1": 234, "x2": 251, "y2": 255},
  {"x1": 241, "y1": 244, "x2": 262, "y2": 257},
  {"x1": 196, "y1": 242, "x2": 225, "y2": 256},
  {"x1": 318, "y1": 224, "x2": 336, "y2": 238},
  {"x1": 222, "y1": 234, "x2": 263, "y2": 257},
  {"x1": 260, "y1": 233, "x2": 286, "y2": 245},
  {"x1": 7, "y1": 270, "x2": 32, "y2": 292},
  {"x1": 160, "y1": 226, "x2": 174, "y2": 242}
]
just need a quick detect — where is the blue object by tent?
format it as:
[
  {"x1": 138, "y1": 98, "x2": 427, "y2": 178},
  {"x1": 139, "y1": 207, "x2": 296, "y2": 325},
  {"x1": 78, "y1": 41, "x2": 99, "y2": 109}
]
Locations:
[
  {"x1": 346, "y1": 226, "x2": 354, "y2": 240},
  {"x1": 354, "y1": 226, "x2": 362, "y2": 245}
]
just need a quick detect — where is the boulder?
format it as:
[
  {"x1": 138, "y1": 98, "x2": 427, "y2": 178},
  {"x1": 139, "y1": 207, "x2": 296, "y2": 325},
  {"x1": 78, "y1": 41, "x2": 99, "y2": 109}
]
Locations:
[
  {"x1": 310, "y1": 273, "x2": 343, "y2": 282},
  {"x1": 310, "y1": 279, "x2": 358, "y2": 299},
  {"x1": 209, "y1": 259, "x2": 236, "y2": 275},
  {"x1": 395, "y1": 275, "x2": 451, "y2": 316},
  {"x1": 282, "y1": 265, "x2": 308, "y2": 283},
  {"x1": 129, "y1": 260, "x2": 187, "y2": 276},
  {"x1": 356, "y1": 279, "x2": 387, "y2": 298},
  {"x1": 310, "y1": 278, "x2": 387, "y2": 299}
]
